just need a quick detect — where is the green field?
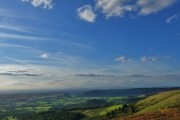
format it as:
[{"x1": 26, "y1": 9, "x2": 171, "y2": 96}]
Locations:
[
  {"x1": 0, "y1": 93, "x2": 127, "y2": 120},
  {"x1": 2, "y1": 116, "x2": 18, "y2": 120},
  {"x1": 79, "y1": 104, "x2": 122, "y2": 117},
  {"x1": 15, "y1": 106, "x2": 51, "y2": 113}
]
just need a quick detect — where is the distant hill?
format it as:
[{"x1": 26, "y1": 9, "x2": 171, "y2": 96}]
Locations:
[
  {"x1": 78, "y1": 87, "x2": 180, "y2": 97},
  {"x1": 118, "y1": 90, "x2": 180, "y2": 120}
]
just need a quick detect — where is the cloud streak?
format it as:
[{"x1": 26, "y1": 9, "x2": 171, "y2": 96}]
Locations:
[
  {"x1": 0, "y1": 72, "x2": 43, "y2": 76},
  {"x1": 115, "y1": 56, "x2": 131, "y2": 62},
  {"x1": 0, "y1": 42, "x2": 86, "y2": 67},
  {"x1": 166, "y1": 14, "x2": 178, "y2": 23},
  {"x1": 0, "y1": 24, "x2": 32, "y2": 33},
  {"x1": 73, "y1": 73, "x2": 116, "y2": 77},
  {"x1": 0, "y1": 33, "x2": 51, "y2": 41},
  {"x1": 141, "y1": 56, "x2": 163, "y2": 63},
  {"x1": 0, "y1": 66, "x2": 43, "y2": 77}
]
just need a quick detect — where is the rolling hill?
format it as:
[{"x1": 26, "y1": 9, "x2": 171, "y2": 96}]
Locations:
[
  {"x1": 134, "y1": 90, "x2": 180, "y2": 113},
  {"x1": 117, "y1": 90, "x2": 180, "y2": 120}
]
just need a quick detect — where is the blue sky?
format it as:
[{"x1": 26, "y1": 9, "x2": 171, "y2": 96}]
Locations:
[{"x1": 0, "y1": 0, "x2": 180, "y2": 90}]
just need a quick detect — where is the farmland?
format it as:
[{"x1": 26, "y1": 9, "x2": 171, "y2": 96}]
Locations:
[{"x1": 0, "y1": 87, "x2": 179, "y2": 120}]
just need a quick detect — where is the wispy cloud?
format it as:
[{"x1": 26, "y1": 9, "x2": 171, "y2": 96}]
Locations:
[
  {"x1": 166, "y1": 14, "x2": 178, "y2": 23},
  {"x1": 141, "y1": 56, "x2": 163, "y2": 63},
  {"x1": 0, "y1": 65, "x2": 43, "y2": 77},
  {"x1": 0, "y1": 9, "x2": 16, "y2": 18},
  {"x1": 72, "y1": 73, "x2": 116, "y2": 77},
  {"x1": 3, "y1": 57, "x2": 44, "y2": 65},
  {"x1": 0, "y1": 24, "x2": 32, "y2": 33},
  {"x1": 114, "y1": 56, "x2": 169, "y2": 63},
  {"x1": 22, "y1": 0, "x2": 54, "y2": 9},
  {"x1": 0, "y1": 42, "x2": 89, "y2": 67},
  {"x1": 0, "y1": 43, "x2": 40, "y2": 57},
  {"x1": 0, "y1": 33, "x2": 51, "y2": 41},
  {"x1": 0, "y1": 72, "x2": 42, "y2": 77},
  {"x1": 0, "y1": 43, "x2": 34, "y2": 49},
  {"x1": 0, "y1": 8, "x2": 39, "y2": 21},
  {"x1": 77, "y1": 5, "x2": 97, "y2": 23},
  {"x1": 115, "y1": 56, "x2": 131, "y2": 62},
  {"x1": 137, "y1": 0, "x2": 176, "y2": 15},
  {"x1": 56, "y1": 40, "x2": 94, "y2": 50},
  {"x1": 1, "y1": 49, "x2": 80, "y2": 66},
  {"x1": 41, "y1": 52, "x2": 80, "y2": 65}
]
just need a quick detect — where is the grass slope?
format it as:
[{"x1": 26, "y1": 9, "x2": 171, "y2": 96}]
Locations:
[
  {"x1": 134, "y1": 90, "x2": 180, "y2": 113},
  {"x1": 116, "y1": 90, "x2": 180, "y2": 120}
]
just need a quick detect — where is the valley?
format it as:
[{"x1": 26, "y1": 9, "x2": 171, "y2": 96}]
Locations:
[{"x1": 0, "y1": 87, "x2": 179, "y2": 120}]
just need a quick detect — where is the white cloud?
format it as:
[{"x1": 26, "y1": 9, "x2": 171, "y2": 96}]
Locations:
[
  {"x1": 166, "y1": 14, "x2": 178, "y2": 23},
  {"x1": 115, "y1": 56, "x2": 131, "y2": 62},
  {"x1": 137, "y1": 0, "x2": 176, "y2": 15},
  {"x1": 141, "y1": 56, "x2": 162, "y2": 63},
  {"x1": 22, "y1": 0, "x2": 54, "y2": 9},
  {"x1": 77, "y1": 5, "x2": 97, "y2": 23},
  {"x1": 41, "y1": 53, "x2": 48, "y2": 59},
  {"x1": 80, "y1": 0, "x2": 178, "y2": 20},
  {"x1": 115, "y1": 56, "x2": 165, "y2": 63},
  {"x1": 96, "y1": 0, "x2": 134, "y2": 18}
]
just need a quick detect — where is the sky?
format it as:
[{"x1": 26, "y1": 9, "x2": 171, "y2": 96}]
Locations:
[{"x1": 0, "y1": 0, "x2": 180, "y2": 90}]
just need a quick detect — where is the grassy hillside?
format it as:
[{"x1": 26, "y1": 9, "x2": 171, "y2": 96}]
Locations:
[
  {"x1": 116, "y1": 90, "x2": 180, "y2": 120},
  {"x1": 134, "y1": 90, "x2": 180, "y2": 114},
  {"x1": 83, "y1": 105, "x2": 121, "y2": 117}
]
